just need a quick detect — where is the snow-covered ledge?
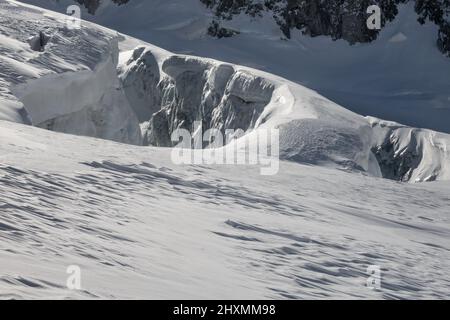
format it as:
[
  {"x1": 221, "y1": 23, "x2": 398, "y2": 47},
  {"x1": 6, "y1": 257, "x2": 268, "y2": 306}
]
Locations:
[
  {"x1": 12, "y1": 38, "x2": 142, "y2": 145},
  {"x1": 1, "y1": 0, "x2": 449, "y2": 182},
  {"x1": 118, "y1": 45, "x2": 450, "y2": 182},
  {"x1": 0, "y1": 0, "x2": 141, "y2": 145}
]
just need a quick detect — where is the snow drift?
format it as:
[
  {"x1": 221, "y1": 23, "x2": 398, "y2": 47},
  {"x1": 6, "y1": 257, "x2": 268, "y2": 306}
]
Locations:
[
  {"x1": 1, "y1": 0, "x2": 450, "y2": 182},
  {"x1": 0, "y1": 1, "x2": 450, "y2": 300},
  {"x1": 118, "y1": 45, "x2": 450, "y2": 182},
  {"x1": 0, "y1": 0, "x2": 141, "y2": 144},
  {"x1": 1, "y1": 119, "x2": 450, "y2": 299}
]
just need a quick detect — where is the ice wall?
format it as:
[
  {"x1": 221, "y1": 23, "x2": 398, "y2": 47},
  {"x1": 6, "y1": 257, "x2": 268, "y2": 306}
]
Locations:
[
  {"x1": 119, "y1": 46, "x2": 450, "y2": 182},
  {"x1": 120, "y1": 47, "x2": 275, "y2": 147},
  {"x1": 119, "y1": 47, "x2": 376, "y2": 174},
  {"x1": 369, "y1": 117, "x2": 450, "y2": 182},
  {"x1": 0, "y1": 0, "x2": 142, "y2": 145},
  {"x1": 13, "y1": 42, "x2": 142, "y2": 145}
]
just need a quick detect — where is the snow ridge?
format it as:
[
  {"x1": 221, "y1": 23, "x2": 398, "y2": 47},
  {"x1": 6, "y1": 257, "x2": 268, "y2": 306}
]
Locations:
[
  {"x1": 1, "y1": 0, "x2": 450, "y2": 183},
  {"x1": 118, "y1": 45, "x2": 450, "y2": 182},
  {"x1": 0, "y1": 0, "x2": 141, "y2": 144},
  {"x1": 1, "y1": 0, "x2": 450, "y2": 300}
]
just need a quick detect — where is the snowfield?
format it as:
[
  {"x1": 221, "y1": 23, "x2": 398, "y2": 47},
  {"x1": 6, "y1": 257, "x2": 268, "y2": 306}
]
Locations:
[
  {"x1": 18, "y1": 0, "x2": 450, "y2": 133},
  {"x1": 1, "y1": 120, "x2": 450, "y2": 299},
  {"x1": 0, "y1": 0, "x2": 449, "y2": 299},
  {"x1": 2, "y1": 0, "x2": 450, "y2": 182}
]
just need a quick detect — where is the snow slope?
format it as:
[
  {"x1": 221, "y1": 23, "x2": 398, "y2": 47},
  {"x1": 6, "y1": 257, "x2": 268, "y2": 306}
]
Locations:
[
  {"x1": 1, "y1": 120, "x2": 450, "y2": 299},
  {"x1": 1, "y1": 0, "x2": 450, "y2": 182},
  {"x1": 117, "y1": 45, "x2": 450, "y2": 182},
  {"x1": 0, "y1": 0, "x2": 141, "y2": 144},
  {"x1": 0, "y1": 0, "x2": 449, "y2": 300},
  {"x1": 18, "y1": 0, "x2": 450, "y2": 133}
]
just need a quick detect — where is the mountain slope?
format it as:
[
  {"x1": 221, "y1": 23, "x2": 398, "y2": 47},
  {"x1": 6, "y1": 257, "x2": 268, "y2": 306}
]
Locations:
[
  {"x1": 0, "y1": 0, "x2": 141, "y2": 144},
  {"x1": 1, "y1": 0, "x2": 450, "y2": 181},
  {"x1": 117, "y1": 44, "x2": 450, "y2": 181},
  {"x1": 0, "y1": 0, "x2": 449, "y2": 300},
  {"x1": 18, "y1": 0, "x2": 450, "y2": 133},
  {"x1": 1, "y1": 119, "x2": 450, "y2": 299}
]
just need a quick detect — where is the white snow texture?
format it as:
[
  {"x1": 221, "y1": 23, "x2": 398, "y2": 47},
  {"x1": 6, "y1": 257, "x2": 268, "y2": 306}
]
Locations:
[{"x1": 0, "y1": 0, "x2": 449, "y2": 300}]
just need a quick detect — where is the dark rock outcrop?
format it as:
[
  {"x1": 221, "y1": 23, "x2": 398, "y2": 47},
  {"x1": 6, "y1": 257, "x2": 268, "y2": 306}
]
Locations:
[
  {"x1": 56, "y1": 0, "x2": 450, "y2": 55},
  {"x1": 201, "y1": 0, "x2": 450, "y2": 55}
]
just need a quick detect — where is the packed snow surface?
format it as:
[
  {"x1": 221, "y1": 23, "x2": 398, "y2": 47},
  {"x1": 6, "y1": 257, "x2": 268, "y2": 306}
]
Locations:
[
  {"x1": 0, "y1": 0, "x2": 449, "y2": 300},
  {"x1": 1, "y1": 120, "x2": 450, "y2": 299}
]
